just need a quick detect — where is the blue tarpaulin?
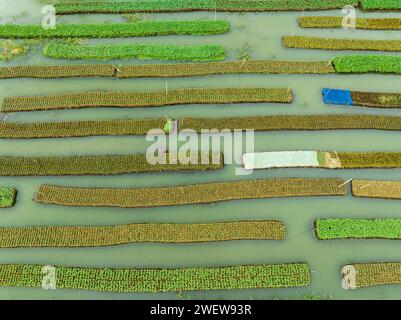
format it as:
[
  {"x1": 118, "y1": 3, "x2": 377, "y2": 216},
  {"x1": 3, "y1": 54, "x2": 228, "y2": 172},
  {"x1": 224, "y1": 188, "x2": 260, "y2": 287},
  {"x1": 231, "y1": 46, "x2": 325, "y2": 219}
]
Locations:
[{"x1": 322, "y1": 88, "x2": 353, "y2": 106}]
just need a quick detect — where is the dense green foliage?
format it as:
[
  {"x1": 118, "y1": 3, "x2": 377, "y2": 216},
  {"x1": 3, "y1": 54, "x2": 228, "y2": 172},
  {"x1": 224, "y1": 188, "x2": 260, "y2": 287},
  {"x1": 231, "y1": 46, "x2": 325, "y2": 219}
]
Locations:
[
  {"x1": 43, "y1": 43, "x2": 226, "y2": 61},
  {"x1": 55, "y1": 0, "x2": 358, "y2": 14},
  {"x1": 332, "y1": 55, "x2": 401, "y2": 74},
  {"x1": 0, "y1": 263, "x2": 311, "y2": 292},
  {"x1": 361, "y1": 0, "x2": 401, "y2": 10},
  {"x1": 0, "y1": 21, "x2": 229, "y2": 38},
  {"x1": 0, "y1": 188, "x2": 16, "y2": 208},
  {"x1": 316, "y1": 218, "x2": 401, "y2": 239}
]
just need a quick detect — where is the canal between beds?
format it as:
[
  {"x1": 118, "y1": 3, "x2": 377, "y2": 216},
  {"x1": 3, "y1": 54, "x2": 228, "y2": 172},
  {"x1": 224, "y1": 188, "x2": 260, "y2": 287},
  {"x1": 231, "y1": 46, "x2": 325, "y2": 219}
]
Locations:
[{"x1": 1, "y1": 0, "x2": 401, "y2": 299}]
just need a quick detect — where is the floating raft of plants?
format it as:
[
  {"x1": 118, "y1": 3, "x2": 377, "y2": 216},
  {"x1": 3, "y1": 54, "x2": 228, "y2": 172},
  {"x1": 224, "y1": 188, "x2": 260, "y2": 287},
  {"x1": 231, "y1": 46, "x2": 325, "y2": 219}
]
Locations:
[
  {"x1": 0, "y1": 21, "x2": 229, "y2": 38},
  {"x1": 323, "y1": 88, "x2": 401, "y2": 108},
  {"x1": 0, "y1": 153, "x2": 222, "y2": 176},
  {"x1": 0, "y1": 263, "x2": 311, "y2": 292},
  {"x1": 315, "y1": 218, "x2": 401, "y2": 240},
  {"x1": 2, "y1": 88, "x2": 292, "y2": 112},
  {"x1": 43, "y1": 43, "x2": 226, "y2": 61},
  {"x1": 0, "y1": 188, "x2": 16, "y2": 208},
  {"x1": 351, "y1": 179, "x2": 401, "y2": 200},
  {"x1": 0, "y1": 64, "x2": 116, "y2": 79},
  {"x1": 299, "y1": 16, "x2": 401, "y2": 30},
  {"x1": 242, "y1": 151, "x2": 401, "y2": 170},
  {"x1": 283, "y1": 36, "x2": 401, "y2": 52},
  {"x1": 342, "y1": 263, "x2": 401, "y2": 289},
  {"x1": 0, "y1": 221, "x2": 285, "y2": 247},
  {"x1": 8, "y1": 114, "x2": 401, "y2": 139},
  {"x1": 54, "y1": 0, "x2": 359, "y2": 14},
  {"x1": 332, "y1": 55, "x2": 401, "y2": 73},
  {"x1": 0, "y1": 119, "x2": 168, "y2": 138},
  {"x1": 361, "y1": 0, "x2": 401, "y2": 10},
  {"x1": 35, "y1": 178, "x2": 346, "y2": 208},
  {"x1": 0, "y1": 60, "x2": 336, "y2": 79},
  {"x1": 179, "y1": 115, "x2": 401, "y2": 132}
]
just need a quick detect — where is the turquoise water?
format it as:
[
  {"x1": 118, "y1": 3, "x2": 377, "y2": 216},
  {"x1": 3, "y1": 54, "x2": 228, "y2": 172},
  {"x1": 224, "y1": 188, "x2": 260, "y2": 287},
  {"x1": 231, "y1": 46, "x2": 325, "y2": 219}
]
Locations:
[{"x1": 1, "y1": 0, "x2": 401, "y2": 299}]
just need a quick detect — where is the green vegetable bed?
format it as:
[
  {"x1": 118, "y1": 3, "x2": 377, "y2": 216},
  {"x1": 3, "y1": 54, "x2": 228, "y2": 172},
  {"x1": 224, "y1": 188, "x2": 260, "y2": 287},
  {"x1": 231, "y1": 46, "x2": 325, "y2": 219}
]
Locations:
[
  {"x1": 43, "y1": 43, "x2": 225, "y2": 61},
  {"x1": 0, "y1": 21, "x2": 229, "y2": 38},
  {"x1": 332, "y1": 55, "x2": 401, "y2": 73},
  {"x1": 0, "y1": 263, "x2": 311, "y2": 292},
  {"x1": 316, "y1": 218, "x2": 401, "y2": 240},
  {"x1": 0, "y1": 188, "x2": 16, "y2": 208}
]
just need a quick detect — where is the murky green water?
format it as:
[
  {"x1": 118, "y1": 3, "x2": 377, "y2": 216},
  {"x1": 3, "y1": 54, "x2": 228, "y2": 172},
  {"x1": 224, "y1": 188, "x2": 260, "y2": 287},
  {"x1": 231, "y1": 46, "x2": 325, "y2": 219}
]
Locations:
[{"x1": 1, "y1": 0, "x2": 401, "y2": 300}]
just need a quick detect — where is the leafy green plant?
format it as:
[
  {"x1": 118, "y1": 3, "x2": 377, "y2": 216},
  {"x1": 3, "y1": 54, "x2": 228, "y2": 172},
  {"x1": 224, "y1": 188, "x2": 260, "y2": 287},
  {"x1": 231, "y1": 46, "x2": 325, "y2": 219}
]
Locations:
[
  {"x1": 332, "y1": 55, "x2": 401, "y2": 74},
  {"x1": 0, "y1": 188, "x2": 16, "y2": 208},
  {"x1": 43, "y1": 43, "x2": 226, "y2": 61}
]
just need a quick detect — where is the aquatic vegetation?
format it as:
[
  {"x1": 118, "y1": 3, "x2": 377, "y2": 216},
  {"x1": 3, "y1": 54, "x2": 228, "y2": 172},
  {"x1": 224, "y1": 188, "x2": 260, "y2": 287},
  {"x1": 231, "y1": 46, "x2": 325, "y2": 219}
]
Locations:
[
  {"x1": 283, "y1": 36, "x2": 401, "y2": 52},
  {"x1": 0, "y1": 21, "x2": 230, "y2": 38},
  {"x1": 0, "y1": 64, "x2": 116, "y2": 78},
  {"x1": 43, "y1": 43, "x2": 226, "y2": 61},
  {"x1": 315, "y1": 218, "x2": 401, "y2": 240},
  {"x1": 35, "y1": 178, "x2": 346, "y2": 208},
  {"x1": 0, "y1": 60, "x2": 336, "y2": 79},
  {"x1": 2, "y1": 88, "x2": 292, "y2": 112},
  {"x1": 332, "y1": 55, "x2": 401, "y2": 74},
  {"x1": 179, "y1": 115, "x2": 401, "y2": 132},
  {"x1": 0, "y1": 40, "x2": 29, "y2": 61},
  {"x1": 7, "y1": 115, "x2": 401, "y2": 139},
  {"x1": 323, "y1": 88, "x2": 401, "y2": 108},
  {"x1": 0, "y1": 153, "x2": 223, "y2": 176},
  {"x1": 299, "y1": 16, "x2": 401, "y2": 30},
  {"x1": 54, "y1": 1, "x2": 358, "y2": 14},
  {"x1": 0, "y1": 263, "x2": 311, "y2": 292},
  {"x1": 0, "y1": 221, "x2": 285, "y2": 247},
  {"x1": 0, "y1": 188, "x2": 16, "y2": 208},
  {"x1": 342, "y1": 263, "x2": 401, "y2": 289},
  {"x1": 361, "y1": 0, "x2": 401, "y2": 10},
  {"x1": 240, "y1": 151, "x2": 401, "y2": 170},
  {"x1": 0, "y1": 119, "x2": 167, "y2": 138},
  {"x1": 351, "y1": 179, "x2": 401, "y2": 200}
]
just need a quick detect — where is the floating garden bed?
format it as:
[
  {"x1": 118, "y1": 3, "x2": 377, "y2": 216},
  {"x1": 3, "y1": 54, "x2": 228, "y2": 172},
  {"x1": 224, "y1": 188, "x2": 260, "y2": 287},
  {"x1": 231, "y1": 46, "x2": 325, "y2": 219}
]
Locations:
[
  {"x1": 332, "y1": 55, "x2": 401, "y2": 73},
  {"x1": 242, "y1": 151, "x2": 401, "y2": 170},
  {"x1": 35, "y1": 178, "x2": 346, "y2": 208},
  {"x1": 315, "y1": 218, "x2": 401, "y2": 240},
  {"x1": 0, "y1": 188, "x2": 16, "y2": 208},
  {"x1": 2, "y1": 88, "x2": 292, "y2": 112},
  {"x1": 342, "y1": 263, "x2": 401, "y2": 289},
  {"x1": 179, "y1": 114, "x2": 401, "y2": 132},
  {"x1": 54, "y1": 1, "x2": 358, "y2": 14},
  {"x1": 0, "y1": 21, "x2": 229, "y2": 38},
  {"x1": 351, "y1": 179, "x2": 401, "y2": 200},
  {"x1": 0, "y1": 221, "x2": 285, "y2": 247},
  {"x1": 43, "y1": 43, "x2": 226, "y2": 61},
  {"x1": 0, "y1": 60, "x2": 335, "y2": 79},
  {"x1": 0, "y1": 263, "x2": 311, "y2": 292},
  {"x1": 283, "y1": 36, "x2": 401, "y2": 52},
  {"x1": 0, "y1": 153, "x2": 222, "y2": 176},
  {"x1": 323, "y1": 88, "x2": 401, "y2": 108},
  {"x1": 299, "y1": 16, "x2": 401, "y2": 30},
  {"x1": 6, "y1": 115, "x2": 401, "y2": 139},
  {"x1": 0, "y1": 119, "x2": 167, "y2": 138},
  {"x1": 0, "y1": 64, "x2": 116, "y2": 79},
  {"x1": 361, "y1": 0, "x2": 401, "y2": 10}
]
